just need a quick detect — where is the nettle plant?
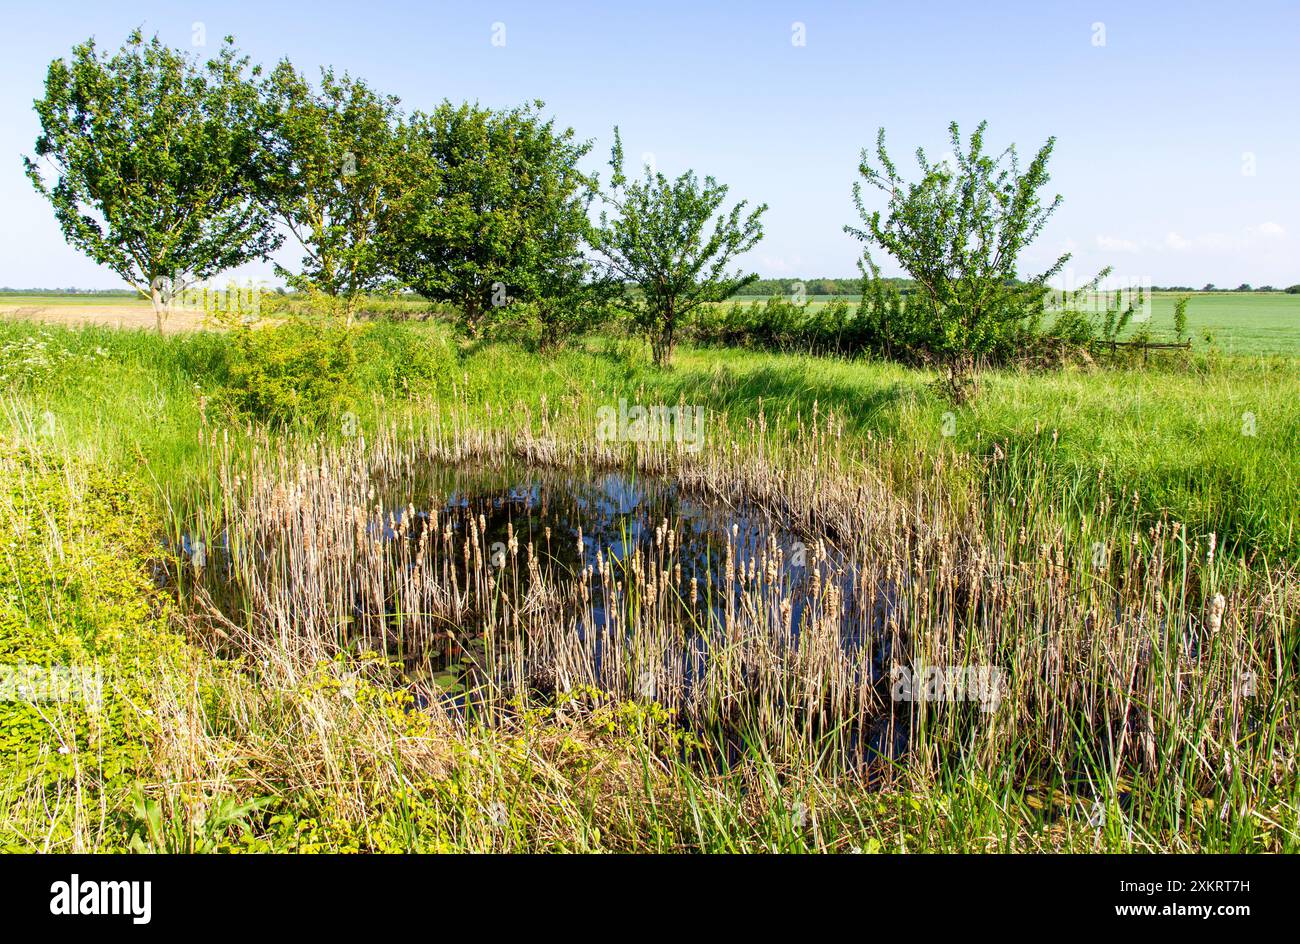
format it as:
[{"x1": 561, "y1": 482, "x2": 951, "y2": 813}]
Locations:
[
  {"x1": 846, "y1": 120, "x2": 1107, "y2": 370},
  {"x1": 24, "y1": 31, "x2": 280, "y2": 331},
  {"x1": 591, "y1": 129, "x2": 767, "y2": 367}
]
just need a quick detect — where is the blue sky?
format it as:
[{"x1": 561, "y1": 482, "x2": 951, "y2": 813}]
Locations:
[{"x1": 2, "y1": 0, "x2": 1297, "y2": 289}]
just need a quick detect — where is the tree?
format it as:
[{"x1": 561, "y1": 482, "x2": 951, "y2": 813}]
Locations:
[
  {"x1": 24, "y1": 31, "x2": 279, "y2": 331},
  {"x1": 520, "y1": 249, "x2": 619, "y2": 352},
  {"x1": 383, "y1": 100, "x2": 597, "y2": 338},
  {"x1": 262, "y1": 62, "x2": 404, "y2": 324},
  {"x1": 845, "y1": 120, "x2": 1088, "y2": 365},
  {"x1": 591, "y1": 128, "x2": 767, "y2": 366}
]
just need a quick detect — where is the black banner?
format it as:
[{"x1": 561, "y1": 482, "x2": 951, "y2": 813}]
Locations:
[{"x1": 0, "y1": 853, "x2": 1277, "y2": 931}]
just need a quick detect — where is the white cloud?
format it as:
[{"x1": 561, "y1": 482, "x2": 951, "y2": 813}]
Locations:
[
  {"x1": 759, "y1": 254, "x2": 802, "y2": 275},
  {"x1": 1251, "y1": 221, "x2": 1286, "y2": 239},
  {"x1": 1162, "y1": 224, "x2": 1288, "y2": 253},
  {"x1": 1096, "y1": 235, "x2": 1139, "y2": 253}
]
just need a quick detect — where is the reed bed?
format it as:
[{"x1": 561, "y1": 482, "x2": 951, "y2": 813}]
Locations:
[{"x1": 171, "y1": 396, "x2": 1298, "y2": 817}]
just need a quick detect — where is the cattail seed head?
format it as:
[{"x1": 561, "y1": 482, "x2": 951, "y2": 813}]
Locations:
[{"x1": 1207, "y1": 593, "x2": 1226, "y2": 635}]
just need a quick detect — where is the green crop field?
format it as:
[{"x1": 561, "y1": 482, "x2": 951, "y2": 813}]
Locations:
[
  {"x1": 0, "y1": 292, "x2": 143, "y2": 306},
  {"x1": 1126, "y1": 292, "x2": 1300, "y2": 355}
]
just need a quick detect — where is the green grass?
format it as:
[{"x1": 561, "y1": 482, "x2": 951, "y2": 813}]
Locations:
[
  {"x1": 0, "y1": 292, "x2": 146, "y2": 306},
  {"x1": 3, "y1": 319, "x2": 1297, "y2": 557},
  {"x1": 1121, "y1": 292, "x2": 1300, "y2": 356}
]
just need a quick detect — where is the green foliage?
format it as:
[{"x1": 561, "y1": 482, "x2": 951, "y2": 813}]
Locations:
[
  {"x1": 0, "y1": 330, "x2": 109, "y2": 388},
  {"x1": 24, "y1": 30, "x2": 279, "y2": 329},
  {"x1": 210, "y1": 312, "x2": 455, "y2": 428},
  {"x1": 691, "y1": 295, "x2": 865, "y2": 355},
  {"x1": 384, "y1": 100, "x2": 601, "y2": 339},
  {"x1": 846, "y1": 120, "x2": 1103, "y2": 365},
  {"x1": 591, "y1": 128, "x2": 767, "y2": 366},
  {"x1": 262, "y1": 62, "x2": 404, "y2": 320},
  {"x1": 351, "y1": 319, "x2": 456, "y2": 393},
  {"x1": 1173, "y1": 294, "x2": 1191, "y2": 343},
  {"x1": 214, "y1": 318, "x2": 361, "y2": 428},
  {"x1": 0, "y1": 454, "x2": 192, "y2": 851}
]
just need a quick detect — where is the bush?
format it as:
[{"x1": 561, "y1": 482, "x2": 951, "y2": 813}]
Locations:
[
  {"x1": 692, "y1": 290, "x2": 921, "y2": 360},
  {"x1": 213, "y1": 319, "x2": 360, "y2": 428},
  {"x1": 210, "y1": 318, "x2": 457, "y2": 428}
]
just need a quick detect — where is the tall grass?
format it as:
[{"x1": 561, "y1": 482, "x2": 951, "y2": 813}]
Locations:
[{"x1": 161, "y1": 395, "x2": 1298, "y2": 848}]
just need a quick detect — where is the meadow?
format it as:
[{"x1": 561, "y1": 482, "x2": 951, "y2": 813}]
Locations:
[{"x1": 1, "y1": 307, "x2": 1297, "y2": 853}]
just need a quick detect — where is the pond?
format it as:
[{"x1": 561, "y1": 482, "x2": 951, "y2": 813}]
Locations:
[{"x1": 180, "y1": 457, "x2": 914, "y2": 765}]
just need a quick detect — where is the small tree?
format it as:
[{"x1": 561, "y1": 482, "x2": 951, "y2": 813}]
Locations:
[
  {"x1": 846, "y1": 120, "x2": 1086, "y2": 365},
  {"x1": 591, "y1": 129, "x2": 767, "y2": 366},
  {"x1": 24, "y1": 31, "x2": 279, "y2": 331},
  {"x1": 384, "y1": 100, "x2": 597, "y2": 338},
  {"x1": 1173, "y1": 294, "x2": 1191, "y2": 343},
  {"x1": 522, "y1": 255, "x2": 619, "y2": 352},
  {"x1": 262, "y1": 62, "x2": 404, "y2": 324}
]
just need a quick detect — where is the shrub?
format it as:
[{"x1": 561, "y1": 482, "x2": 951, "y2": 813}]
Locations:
[
  {"x1": 213, "y1": 318, "x2": 360, "y2": 428},
  {"x1": 845, "y1": 121, "x2": 1118, "y2": 370}
]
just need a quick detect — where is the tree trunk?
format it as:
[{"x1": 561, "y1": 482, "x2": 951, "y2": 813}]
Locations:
[
  {"x1": 149, "y1": 281, "x2": 168, "y2": 334},
  {"x1": 652, "y1": 306, "x2": 676, "y2": 367},
  {"x1": 462, "y1": 299, "x2": 482, "y2": 339}
]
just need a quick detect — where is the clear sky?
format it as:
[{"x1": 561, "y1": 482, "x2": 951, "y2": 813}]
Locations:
[{"x1": 1, "y1": 0, "x2": 1297, "y2": 289}]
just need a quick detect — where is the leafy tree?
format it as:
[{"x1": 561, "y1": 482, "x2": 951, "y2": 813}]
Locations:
[
  {"x1": 591, "y1": 129, "x2": 767, "y2": 366},
  {"x1": 1173, "y1": 294, "x2": 1192, "y2": 343},
  {"x1": 262, "y1": 62, "x2": 404, "y2": 324},
  {"x1": 519, "y1": 256, "x2": 619, "y2": 352},
  {"x1": 24, "y1": 30, "x2": 279, "y2": 331},
  {"x1": 845, "y1": 120, "x2": 1094, "y2": 365},
  {"x1": 383, "y1": 100, "x2": 597, "y2": 338}
]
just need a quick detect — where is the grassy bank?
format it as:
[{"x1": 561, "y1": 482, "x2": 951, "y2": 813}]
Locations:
[{"x1": 4, "y1": 319, "x2": 1295, "y2": 558}]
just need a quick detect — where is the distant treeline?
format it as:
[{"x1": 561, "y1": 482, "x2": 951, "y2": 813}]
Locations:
[
  {"x1": 734, "y1": 276, "x2": 914, "y2": 297},
  {"x1": 0, "y1": 287, "x2": 139, "y2": 295},
  {"x1": 1183, "y1": 284, "x2": 1300, "y2": 293}
]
